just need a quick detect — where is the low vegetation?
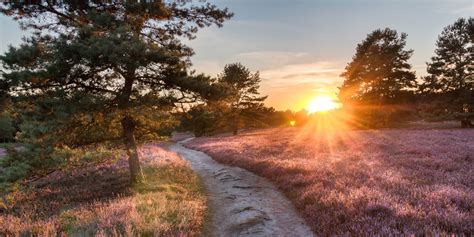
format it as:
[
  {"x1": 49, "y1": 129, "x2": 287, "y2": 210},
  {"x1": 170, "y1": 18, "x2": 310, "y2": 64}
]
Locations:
[
  {"x1": 187, "y1": 127, "x2": 474, "y2": 235},
  {"x1": 0, "y1": 145, "x2": 207, "y2": 236}
]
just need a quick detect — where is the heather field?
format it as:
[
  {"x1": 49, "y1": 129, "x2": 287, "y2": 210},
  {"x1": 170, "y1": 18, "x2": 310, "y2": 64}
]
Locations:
[
  {"x1": 0, "y1": 145, "x2": 206, "y2": 236},
  {"x1": 186, "y1": 127, "x2": 474, "y2": 235}
]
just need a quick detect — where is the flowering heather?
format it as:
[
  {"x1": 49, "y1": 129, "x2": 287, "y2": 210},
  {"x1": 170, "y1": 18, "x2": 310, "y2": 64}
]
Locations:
[
  {"x1": 187, "y1": 127, "x2": 474, "y2": 235},
  {"x1": 0, "y1": 144, "x2": 206, "y2": 236}
]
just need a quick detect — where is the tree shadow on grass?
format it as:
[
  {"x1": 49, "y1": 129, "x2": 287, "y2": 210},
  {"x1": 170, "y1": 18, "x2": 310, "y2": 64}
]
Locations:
[{"x1": 4, "y1": 159, "x2": 132, "y2": 220}]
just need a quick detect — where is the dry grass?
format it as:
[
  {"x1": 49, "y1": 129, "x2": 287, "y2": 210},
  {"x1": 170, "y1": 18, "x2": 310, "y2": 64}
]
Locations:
[
  {"x1": 0, "y1": 144, "x2": 207, "y2": 236},
  {"x1": 187, "y1": 127, "x2": 474, "y2": 235}
]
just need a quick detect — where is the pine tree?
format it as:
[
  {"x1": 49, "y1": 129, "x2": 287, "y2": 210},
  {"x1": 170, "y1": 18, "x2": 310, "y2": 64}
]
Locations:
[
  {"x1": 340, "y1": 28, "x2": 417, "y2": 105},
  {"x1": 419, "y1": 17, "x2": 473, "y2": 127},
  {"x1": 0, "y1": 1, "x2": 232, "y2": 183},
  {"x1": 217, "y1": 63, "x2": 267, "y2": 135}
]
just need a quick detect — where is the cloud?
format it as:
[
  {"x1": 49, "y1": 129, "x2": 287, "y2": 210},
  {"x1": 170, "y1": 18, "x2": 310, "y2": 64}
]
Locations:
[
  {"x1": 232, "y1": 51, "x2": 312, "y2": 70},
  {"x1": 259, "y1": 61, "x2": 344, "y2": 89},
  {"x1": 191, "y1": 50, "x2": 322, "y2": 77},
  {"x1": 256, "y1": 60, "x2": 346, "y2": 110}
]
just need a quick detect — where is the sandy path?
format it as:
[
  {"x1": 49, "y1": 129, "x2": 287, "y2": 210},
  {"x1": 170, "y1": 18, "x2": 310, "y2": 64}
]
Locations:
[{"x1": 170, "y1": 138, "x2": 314, "y2": 237}]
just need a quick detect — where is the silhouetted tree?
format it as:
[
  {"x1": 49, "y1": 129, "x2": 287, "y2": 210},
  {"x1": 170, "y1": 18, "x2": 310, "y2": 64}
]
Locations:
[
  {"x1": 419, "y1": 17, "x2": 473, "y2": 127},
  {"x1": 217, "y1": 63, "x2": 267, "y2": 135},
  {"x1": 0, "y1": 1, "x2": 232, "y2": 183},
  {"x1": 340, "y1": 28, "x2": 417, "y2": 105},
  {"x1": 339, "y1": 28, "x2": 417, "y2": 127}
]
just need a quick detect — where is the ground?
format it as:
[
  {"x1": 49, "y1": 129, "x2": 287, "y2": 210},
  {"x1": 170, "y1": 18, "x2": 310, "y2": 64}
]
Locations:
[
  {"x1": 0, "y1": 144, "x2": 207, "y2": 236},
  {"x1": 186, "y1": 127, "x2": 474, "y2": 235}
]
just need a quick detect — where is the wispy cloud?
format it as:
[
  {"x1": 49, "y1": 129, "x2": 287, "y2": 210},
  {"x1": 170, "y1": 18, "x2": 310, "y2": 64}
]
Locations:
[
  {"x1": 257, "y1": 60, "x2": 345, "y2": 110},
  {"x1": 260, "y1": 61, "x2": 344, "y2": 89},
  {"x1": 233, "y1": 51, "x2": 312, "y2": 70},
  {"x1": 191, "y1": 50, "x2": 321, "y2": 76}
]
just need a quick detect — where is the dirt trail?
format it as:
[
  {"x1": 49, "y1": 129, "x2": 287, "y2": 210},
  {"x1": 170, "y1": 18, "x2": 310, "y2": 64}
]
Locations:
[{"x1": 170, "y1": 138, "x2": 314, "y2": 237}]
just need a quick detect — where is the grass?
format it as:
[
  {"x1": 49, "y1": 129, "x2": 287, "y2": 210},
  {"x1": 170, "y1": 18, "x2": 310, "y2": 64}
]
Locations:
[
  {"x1": 0, "y1": 144, "x2": 207, "y2": 236},
  {"x1": 186, "y1": 127, "x2": 474, "y2": 235}
]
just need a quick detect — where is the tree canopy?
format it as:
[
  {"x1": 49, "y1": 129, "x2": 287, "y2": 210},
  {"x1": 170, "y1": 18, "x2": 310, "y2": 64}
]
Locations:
[
  {"x1": 0, "y1": 1, "x2": 233, "y2": 183},
  {"x1": 420, "y1": 17, "x2": 473, "y2": 113},
  {"x1": 339, "y1": 28, "x2": 417, "y2": 106},
  {"x1": 217, "y1": 63, "x2": 267, "y2": 135}
]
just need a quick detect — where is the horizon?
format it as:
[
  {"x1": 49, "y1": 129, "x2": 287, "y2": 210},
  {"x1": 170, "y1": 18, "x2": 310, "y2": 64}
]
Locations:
[{"x1": 1, "y1": 0, "x2": 472, "y2": 111}]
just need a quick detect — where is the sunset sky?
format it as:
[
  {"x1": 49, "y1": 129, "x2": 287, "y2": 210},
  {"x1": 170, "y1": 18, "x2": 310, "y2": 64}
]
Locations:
[{"x1": 1, "y1": 0, "x2": 472, "y2": 111}]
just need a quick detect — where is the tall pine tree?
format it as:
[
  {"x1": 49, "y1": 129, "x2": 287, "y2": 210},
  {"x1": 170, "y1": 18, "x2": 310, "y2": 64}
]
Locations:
[
  {"x1": 340, "y1": 28, "x2": 417, "y2": 106},
  {"x1": 419, "y1": 17, "x2": 473, "y2": 127}
]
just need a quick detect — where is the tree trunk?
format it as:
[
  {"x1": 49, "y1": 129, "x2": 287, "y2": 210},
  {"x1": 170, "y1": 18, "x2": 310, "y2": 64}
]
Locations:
[
  {"x1": 232, "y1": 112, "x2": 239, "y2": 135},
  {"x1": 121, "y1": 115, "x2": 145, "y2": 184}
]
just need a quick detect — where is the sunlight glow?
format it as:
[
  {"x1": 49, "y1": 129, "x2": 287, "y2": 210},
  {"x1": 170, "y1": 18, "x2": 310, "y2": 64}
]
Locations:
[
  {"x1": 290, "y1": 120, "x2": 296, "y2": 126},
  {"x1": 307, "y1": 96, "x2": 341, "y2": 113}
]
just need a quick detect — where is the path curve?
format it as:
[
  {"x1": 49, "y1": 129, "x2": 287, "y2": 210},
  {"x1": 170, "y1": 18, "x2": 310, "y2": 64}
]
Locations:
[{"x1": 170, "y1": 138, "x2": 314, "y2": 237}]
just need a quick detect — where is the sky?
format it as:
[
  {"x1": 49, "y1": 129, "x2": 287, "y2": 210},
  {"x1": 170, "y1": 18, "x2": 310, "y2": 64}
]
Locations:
[{"x1": 0, "y1": 0, "x2": 472, "y2": 111}]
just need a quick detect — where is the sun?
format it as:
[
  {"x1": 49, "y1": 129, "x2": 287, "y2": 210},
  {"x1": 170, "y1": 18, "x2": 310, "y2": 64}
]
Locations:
[{"x1": 308, "y1": 96, "x2": 341, "y2": 113}]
